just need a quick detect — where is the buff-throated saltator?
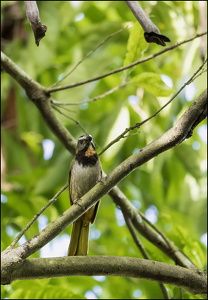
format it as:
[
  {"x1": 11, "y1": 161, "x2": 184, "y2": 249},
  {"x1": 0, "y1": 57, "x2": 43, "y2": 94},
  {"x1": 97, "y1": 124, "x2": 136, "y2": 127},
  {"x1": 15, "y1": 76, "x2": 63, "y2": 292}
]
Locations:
[{"x1": 68, "y1": 134, "x2": 102, "y2": 256}]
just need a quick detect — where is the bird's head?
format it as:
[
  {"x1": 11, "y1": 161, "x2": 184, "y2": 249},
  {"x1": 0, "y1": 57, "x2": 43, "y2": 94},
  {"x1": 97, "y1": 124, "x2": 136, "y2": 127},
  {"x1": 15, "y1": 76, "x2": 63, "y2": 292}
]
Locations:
[{"x1": 76, "y1": 134, "x2": 96, "y2": 154}]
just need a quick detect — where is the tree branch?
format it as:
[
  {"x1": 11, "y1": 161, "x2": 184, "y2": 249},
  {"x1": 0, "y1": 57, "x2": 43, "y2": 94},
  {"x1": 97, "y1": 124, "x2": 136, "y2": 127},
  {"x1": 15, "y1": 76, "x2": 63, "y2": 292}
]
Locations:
[
  {"x1": 109, "y1": 186, "x2": 198, "y2": 271},
  {"x1": 51, "y1": 83, "x2": 126, "y2": 106},
  {"x1": 125, "y1": 1, "x2": 170, "y2": 46},
  {"x1": 25, "y1": 1, "x2": 47, "y2": 46},
  {"x1": 1, "y1": 255, "x2": 206, "y2": 296},
  {"x1": 51, "y1": 27, "x2": 127, "y2": 88},
  {"x1": 47, "y1": 32, "x2": 207, "y2": 93},
  {"x1": 51, "y1": 105, "x2": 88, "y2": 135}
]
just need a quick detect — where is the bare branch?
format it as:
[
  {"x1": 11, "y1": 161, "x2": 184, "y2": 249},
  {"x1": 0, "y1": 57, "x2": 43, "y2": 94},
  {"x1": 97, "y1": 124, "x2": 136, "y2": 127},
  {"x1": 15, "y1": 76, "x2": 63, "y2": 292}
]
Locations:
[
  {"x1": 109, "y1": 186, "x2": 197, "y2": 271},
  {"x1": 51, "y1": 27, "x2": 127, "y2": 88},
  {"x1": 52, "y1": 105, "x2": 88, "y2": 134},
  {"x1": 25, "y1": 1, "x2": 47, "y2": 46},
  {"x1": 125, "y1": 1, "x2": 170, "y2": 46},
  {"x1": 1, "y1": 255, "x2": 206, "y2": 296},
  {"x1": 51, "y1": 83, "x2": 126, "y2": 106},
  {"x1": 124, "y1": 215, "x2": 170, "y2": 298},
  {"x1": 124, "y1": 216, "x2": 149, "y2": 259},
  {"x1": 47, "y1": 32, "x2": 207, "y2": 93}
]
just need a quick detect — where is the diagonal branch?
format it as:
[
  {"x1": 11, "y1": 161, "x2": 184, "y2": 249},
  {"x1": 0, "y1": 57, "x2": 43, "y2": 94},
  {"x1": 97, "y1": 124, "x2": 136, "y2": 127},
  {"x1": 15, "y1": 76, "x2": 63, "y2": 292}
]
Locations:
[
  {"x1": 51, "y1": 83, "x2": 126, "y2": 106},
  {"x1": 52, "y1": 105, "x2": 88, "y2": 134}
]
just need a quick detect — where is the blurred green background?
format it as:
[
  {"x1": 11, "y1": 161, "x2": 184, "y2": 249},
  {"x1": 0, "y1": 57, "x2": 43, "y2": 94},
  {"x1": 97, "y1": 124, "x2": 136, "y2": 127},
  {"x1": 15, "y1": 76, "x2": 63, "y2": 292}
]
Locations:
[{"x1": 1, "y1": 1, "x2": 207, "y2": 299}]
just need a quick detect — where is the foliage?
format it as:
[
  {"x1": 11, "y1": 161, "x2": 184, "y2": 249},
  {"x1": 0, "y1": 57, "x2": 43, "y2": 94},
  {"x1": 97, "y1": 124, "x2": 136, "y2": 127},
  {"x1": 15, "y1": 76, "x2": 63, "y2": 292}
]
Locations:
[{"x1": 1, "y1": 1, "x2": 207, "y2": 299}]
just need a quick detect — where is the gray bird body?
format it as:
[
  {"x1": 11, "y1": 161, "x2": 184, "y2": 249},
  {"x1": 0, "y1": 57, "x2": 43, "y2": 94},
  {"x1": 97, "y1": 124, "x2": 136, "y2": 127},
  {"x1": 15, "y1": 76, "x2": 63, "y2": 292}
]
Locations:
[
  {"x1": 68, "y1": 135, "x2": 102, "y2": 256},
  {"x1": 70, "y1": 159, "x2": 101, "y2": 204}
]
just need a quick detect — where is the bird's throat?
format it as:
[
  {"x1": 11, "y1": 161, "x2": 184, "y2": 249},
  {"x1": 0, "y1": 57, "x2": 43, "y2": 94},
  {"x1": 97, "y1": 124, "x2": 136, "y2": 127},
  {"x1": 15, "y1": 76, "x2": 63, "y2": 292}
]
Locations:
[{"x1": 84, "y1": 146, "x2": 96, "y2": 157}]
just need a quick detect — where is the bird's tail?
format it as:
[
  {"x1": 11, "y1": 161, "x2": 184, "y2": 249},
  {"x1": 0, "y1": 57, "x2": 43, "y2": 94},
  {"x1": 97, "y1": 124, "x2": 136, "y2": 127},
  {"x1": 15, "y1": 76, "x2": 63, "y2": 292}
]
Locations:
[{"x1": 68, "y1": 218, "x2": 89, "y2": 256}]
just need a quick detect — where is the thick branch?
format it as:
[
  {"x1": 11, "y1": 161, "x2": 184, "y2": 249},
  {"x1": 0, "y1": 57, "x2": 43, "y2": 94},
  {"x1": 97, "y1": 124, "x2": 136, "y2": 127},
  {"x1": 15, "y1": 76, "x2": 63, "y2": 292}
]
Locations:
[{"x1": 1, "y1": 255, "x2": 206, "y2": 296}]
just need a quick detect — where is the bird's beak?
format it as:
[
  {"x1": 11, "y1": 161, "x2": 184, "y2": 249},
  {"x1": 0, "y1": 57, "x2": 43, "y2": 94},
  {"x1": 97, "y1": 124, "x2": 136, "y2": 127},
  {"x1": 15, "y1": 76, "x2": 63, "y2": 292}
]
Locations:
[{"x1": 86, "y1": 135, "x2": 92, "y2": 142}]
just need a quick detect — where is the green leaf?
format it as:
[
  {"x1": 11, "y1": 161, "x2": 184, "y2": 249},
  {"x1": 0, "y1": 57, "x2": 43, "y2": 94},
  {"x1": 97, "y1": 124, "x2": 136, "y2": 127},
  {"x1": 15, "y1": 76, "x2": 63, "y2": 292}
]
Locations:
[
  {"x1": 131, "y1": 72, "x2": 174, "y2": 96},
  {"x1": 123, "y1": 22, "x2": 148, "y2": 67}
]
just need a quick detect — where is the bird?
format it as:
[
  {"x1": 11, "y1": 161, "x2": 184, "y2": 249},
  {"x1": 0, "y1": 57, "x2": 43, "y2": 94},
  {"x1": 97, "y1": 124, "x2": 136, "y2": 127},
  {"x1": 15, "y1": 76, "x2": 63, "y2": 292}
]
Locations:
[{"x1": 68, "y1": 134, "x2": 102, "y2": 256}]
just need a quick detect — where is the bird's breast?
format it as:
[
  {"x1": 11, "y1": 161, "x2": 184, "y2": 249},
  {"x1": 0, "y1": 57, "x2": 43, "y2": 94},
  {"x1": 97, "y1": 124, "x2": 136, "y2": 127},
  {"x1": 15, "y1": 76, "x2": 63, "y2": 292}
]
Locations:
[{"x1": 70, "y1": 160, "x2": 101, "y2": 201}]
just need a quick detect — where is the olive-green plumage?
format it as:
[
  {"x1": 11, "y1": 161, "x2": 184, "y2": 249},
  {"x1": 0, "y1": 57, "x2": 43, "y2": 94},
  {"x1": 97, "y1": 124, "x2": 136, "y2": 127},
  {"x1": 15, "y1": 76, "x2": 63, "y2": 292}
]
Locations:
[{"x1": 68, "y1": 135, "x2": 102, "y2": 256}]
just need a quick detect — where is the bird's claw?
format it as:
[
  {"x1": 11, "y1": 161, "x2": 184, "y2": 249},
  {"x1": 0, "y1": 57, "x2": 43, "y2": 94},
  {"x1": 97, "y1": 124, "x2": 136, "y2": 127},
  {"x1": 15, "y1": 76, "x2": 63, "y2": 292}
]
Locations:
[{"x1": 73, "y1": 198, "x2": 85, "y2": 210}]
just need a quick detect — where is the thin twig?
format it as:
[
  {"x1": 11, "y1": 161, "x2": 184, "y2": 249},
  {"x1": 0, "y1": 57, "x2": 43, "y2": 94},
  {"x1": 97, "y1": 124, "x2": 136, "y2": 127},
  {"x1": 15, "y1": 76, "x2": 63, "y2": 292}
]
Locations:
[
  {"x1": 50, "y1": 27, "x2": 127, "y2": 88},
  {"x1": 137, "y1": 210, "x2": 199, "y2": 269},
  {"x1": 123, "y1": 131, "x2": 141, "y2": 138},
  {"x1": 53, "y1": 105, "x2": 76, "y2": 113},
  {"x1": 6, "y1": 183, "x2": 69, "y2": 250},
  {"x1": 51, "y1": 83, "x2": 126, "y2": 106},
  {"x1": 138, "y1": 211, "x2": 174, "y2": 250},
  {"x1": 124, "y1": 215, "x2": 170, "y2": 299},
  {"x1": 47, "y1": 32, "x2": 207, "y2": 93},
  {"x1": 125, "y1": 215, "x2": 149, "y2": 259},
  {"x1": 188, "y1": 69, "x2": 207, "y2": 82},
  {"x1": 52, "y1": 105, "x2": 88, "y2": 134},
  {"x1": 159, "y1": 284, "x2": 170, "y2": 299},
  {"x1": 98, "y1": 58, "x2": 207, "y2": 156}
]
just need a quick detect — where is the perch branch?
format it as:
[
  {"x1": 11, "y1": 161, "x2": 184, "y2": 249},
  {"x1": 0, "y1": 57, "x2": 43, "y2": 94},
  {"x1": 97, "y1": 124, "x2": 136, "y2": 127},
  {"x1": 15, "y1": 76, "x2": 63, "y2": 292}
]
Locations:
[{"x1": 1, "y1": 255, "x2": 206, "y2": 296}]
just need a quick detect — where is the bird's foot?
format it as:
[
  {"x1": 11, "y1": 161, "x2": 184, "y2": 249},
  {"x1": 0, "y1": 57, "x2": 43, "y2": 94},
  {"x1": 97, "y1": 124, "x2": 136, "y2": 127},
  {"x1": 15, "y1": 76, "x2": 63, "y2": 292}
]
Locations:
[
  {"x1": 96, "y1": 171, "x2": 104, "y2": 184},
  {"x1": 73, "y1": 198, "x2": 85, "y2": 211}
]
